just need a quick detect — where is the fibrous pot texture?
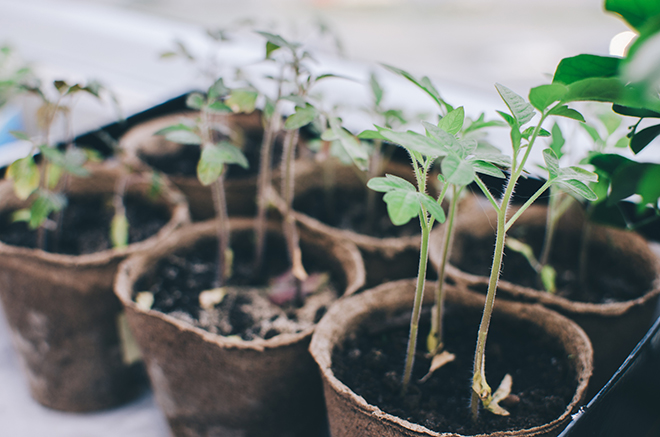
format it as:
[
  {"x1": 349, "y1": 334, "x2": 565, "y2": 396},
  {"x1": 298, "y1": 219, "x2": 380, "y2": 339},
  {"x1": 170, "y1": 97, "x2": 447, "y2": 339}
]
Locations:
[
  {"x1": 114, "y1": 218, "x2": 365, "y2": 437},
  {"x1": 430, "y1": 193, "x2": 660, "y2": 396},
  {"x1": 0, "y1": 161, "x2": 190, "y2": 412},
  {"x1": 309, "y1": 279, "x2": 593, "y2": 437}
]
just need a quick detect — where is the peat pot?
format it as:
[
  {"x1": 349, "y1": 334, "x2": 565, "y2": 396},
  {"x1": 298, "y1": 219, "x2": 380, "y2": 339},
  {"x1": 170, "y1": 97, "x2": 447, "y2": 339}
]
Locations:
[
  {"x1": 309, "y1": 279, "x2": 593, "y2": 437},
  {"x1": 114, "y1": 218, "x2": 365, "y2": 437},
  {"x1": 0, "y1": 162, "x2": 190, "y2": 412},
  {"x1": 430, "y1": 194, "x2": 660, "y2": 396}
]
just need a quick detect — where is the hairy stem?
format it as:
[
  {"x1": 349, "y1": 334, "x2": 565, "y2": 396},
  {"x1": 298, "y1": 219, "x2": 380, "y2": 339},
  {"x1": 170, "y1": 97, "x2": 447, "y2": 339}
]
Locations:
[{"x1": 402, "y1": 213, "x2": 431, "y2": 395}]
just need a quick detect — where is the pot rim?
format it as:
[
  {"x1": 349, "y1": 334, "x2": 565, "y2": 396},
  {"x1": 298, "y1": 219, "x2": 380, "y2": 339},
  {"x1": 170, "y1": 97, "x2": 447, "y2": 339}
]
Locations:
[
  {"x1": 309, "y1": 278, "x2": 593, "y2": 437},
  {"x1": 115, "y1": 217, "x2": 365, "y2": 352},
  {"x1": 0, "y1": 161, "x2": 190, "y2": 268}
]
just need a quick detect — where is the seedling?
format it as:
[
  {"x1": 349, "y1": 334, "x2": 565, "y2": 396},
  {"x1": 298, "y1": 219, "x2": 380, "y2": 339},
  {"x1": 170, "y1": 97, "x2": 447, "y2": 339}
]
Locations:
[{"x1": 156, "y1": 79, "x2": 249, "y2": 285}]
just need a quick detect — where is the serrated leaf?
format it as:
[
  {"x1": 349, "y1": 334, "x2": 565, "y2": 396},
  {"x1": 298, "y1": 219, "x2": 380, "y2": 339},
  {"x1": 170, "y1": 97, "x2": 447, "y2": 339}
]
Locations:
[
  {"x1": 284, "y1": 104, "x2": 317, "y2": 130},
  {"x1": 543, "y1": 149, "x2": 560, "y2": 178},
  {"x1": 495, "y1": 83, "x2": 535, "y2": 125},
  {"x1": 441, "y1": 153, "x2": 475, "y2": 186},
  {"x1": 557, "y1": 179, "x2": 598, "y2": 201},
  {"x1": 377, "y1": 126, "x2": 446, "y2": 158},
  {"x1": 472, "y1": 160, "x2": 506, "y2": 178},
  {"x1": 437, "y1": 106, "x2": 464, "y2": 135},
  {"x1": 548, "y1": 105, "x2": 586, "y2": 122},
  {"x1": 528, "y1": 83, "x2": 568, "y2": 111},
  {"x1": 226, "y1": 88, "x2": 258, "y2": 113},
  {"x1": 367, "y1": 174, "x2": 416, "y2": 193},
  {"x1": 186, "y1": 93, "x2": 205, "y2": 110},
  {"x1": 111, "y1": 212, "x2": 129, "y2": 249},
  {"x1": 6, "y1": 156, "x2": 39, "y2": 200},
  {"x1": 422, "y1": 121, "x2": 458, "y2": 150},
  {"x1": 553, "y1": 54, "x2": 621, "y2": 85},
  {"x1": 383, "y1": 190, "x2": 421, "y2": 226},
  {"x1": 421, "y1": 194, "x2": 446, "y2": 223},
  {"x1": 631, "y1": 123, "x2": 660, "y2": 154}
]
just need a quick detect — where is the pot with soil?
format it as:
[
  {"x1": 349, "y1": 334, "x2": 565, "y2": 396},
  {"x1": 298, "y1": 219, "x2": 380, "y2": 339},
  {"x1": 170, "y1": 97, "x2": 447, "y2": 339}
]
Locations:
[
  {"x1": 309, "y1": 278, "x2": 593, "y2": 437},
  {"x1": 119, "y1": 109, "x2": 304, "y2": 221},
  {"x1": 430, "y1": 193, "x2": 660, "y2": 396},
  {"x1": 114, "y1": 217, "x2": 365, "y2": 437},
  {"x1": 271, "y1": 157, "x2": 427, "y2": 289},
  {"x1": 0, "y1": 161, "x2": 190, "y2": 412}
]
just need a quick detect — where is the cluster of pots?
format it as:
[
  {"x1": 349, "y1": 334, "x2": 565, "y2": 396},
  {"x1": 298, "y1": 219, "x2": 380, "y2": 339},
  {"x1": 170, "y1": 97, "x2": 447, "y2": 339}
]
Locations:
[{"x1": 1, "y1": 105, "x2": 658, "y2": 437}]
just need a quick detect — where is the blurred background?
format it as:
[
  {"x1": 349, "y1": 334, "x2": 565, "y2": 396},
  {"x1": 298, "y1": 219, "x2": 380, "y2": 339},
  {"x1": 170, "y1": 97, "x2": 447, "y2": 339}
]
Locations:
[{"x1": 0, "y1": 0, "x2": 635, "y2": 435}]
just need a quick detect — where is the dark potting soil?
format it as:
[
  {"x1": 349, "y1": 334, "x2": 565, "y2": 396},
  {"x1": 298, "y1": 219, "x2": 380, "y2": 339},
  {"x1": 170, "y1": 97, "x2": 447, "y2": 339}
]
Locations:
[
  {"x1": 0, "y1": 194, "x2": 170, "y2": 255},
  {"x1": 293, "y1": 186, "x2": 420, "y2": 239},
  {"x1": 333, "y1": 305, "x2": 578, "y2": 435},
  {"x1": 134, "y1": 237, "x2": 337, "y2": 341},
  {"x1": 139, "y1": 129, "x2": 282, "y2": 180},
  {"x1": 454, "y1": 224, "x2": 649, "y2": 304}
]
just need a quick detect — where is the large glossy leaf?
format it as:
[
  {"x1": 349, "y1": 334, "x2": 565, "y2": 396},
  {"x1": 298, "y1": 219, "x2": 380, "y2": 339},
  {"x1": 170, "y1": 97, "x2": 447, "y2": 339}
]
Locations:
[
  {"x1": 528, "y1": 84, "x2": 568, "y2": 111},
  {"x1": 563, "y1": 77, "x2": 625, "y2": 103},
  {"x1": 383, "y1": 190, "x2": 421, "y2": 226},
  {"x1": 605, "y1": 0, "x2": 660, "y2": 30},
  {"x1": 631, "y1": 123, "x2": 660, "y2": 154},
  {"x1": 548, "y1": 105, "x2": 585, "y2": 122},
  {"x1": 637, "y1": 164, "x2": 660, "y2": 206},
  {"x1": 495, "y1": 83, "x2": 535, "y2": 125},
  {"x1": 553, "y1": 55, "x2": 620, "y2": 85}
]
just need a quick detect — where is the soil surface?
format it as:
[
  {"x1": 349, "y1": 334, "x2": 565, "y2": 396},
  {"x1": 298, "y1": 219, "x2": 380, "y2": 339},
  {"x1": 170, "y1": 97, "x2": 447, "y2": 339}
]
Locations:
[
  {"x1": 333, "y1": 304, "x2": 577, "y2": 435},
  {"x1": 134, "y1": 237, "x2": 337, "y2": 341},
  {"x1": 294, "y1": 186, "x2": 420, "y2": 239},
  {"x1": 0, "y1": 194, "x2": 170, "y2": 255},
  {"x1": 139, "y1": 127, "x2": 282, "y2": 180},
  {"x1": 454, "y1": 224, "x2": 650, "y2": 304}
]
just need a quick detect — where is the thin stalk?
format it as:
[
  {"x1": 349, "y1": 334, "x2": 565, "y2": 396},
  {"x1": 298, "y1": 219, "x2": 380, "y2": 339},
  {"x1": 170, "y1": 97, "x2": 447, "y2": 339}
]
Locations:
[
  {"x1": 505, "y1": 180, "x2": 552, "y2": 232},
  {"x1": 212, "y1": 174, "x2": 230, "y2": 286},
  {"x1": 539, "y1": 191, "x2": 573, "y2": 266},
  {"x1": 365, "y1": 138, "x2": 383, "y2": 232},
  {"x1": 401, "y1": 212, "x2": 431, "y2": 395},
  {"x1": 431, "y1": 185, "x2": 460, "y2": 353},
  {"x1": 254, "y1": 108, "x2": 281, "y2": 273}
]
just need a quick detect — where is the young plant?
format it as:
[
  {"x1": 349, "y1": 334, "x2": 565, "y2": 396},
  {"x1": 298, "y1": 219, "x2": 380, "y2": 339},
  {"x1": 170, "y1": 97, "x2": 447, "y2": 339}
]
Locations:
[
  {"x1": 5, "y1": 79, "x2": 110, "y2": 250},
  {"x1": 468, "y1": 83, "x2": 597, "y2": 419},
  {"x1": 156, "y1": 79, "x2": 249, "y2": 285}
]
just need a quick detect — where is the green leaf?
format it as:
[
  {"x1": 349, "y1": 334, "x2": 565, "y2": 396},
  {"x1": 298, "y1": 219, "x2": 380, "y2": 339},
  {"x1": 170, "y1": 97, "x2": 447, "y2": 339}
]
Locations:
[
  {"x1": 208, "y1": 78, "x2": 229, "y2": 100},
  {"x1": 528, "y1": 83, "x2": 568, "y2": 111},
  {"x1": 548, "y1": 105, "x2": 586, "y2": 122},
  {"x1": 186, "y1": 93, "x2": 205, "y2": 110},
  {"x1": 543, "y1": 148, "x2": 560, "y2": 178},
  {"x1": 10, "y1": 130, "x2": 29, "y2": 141},
  {"x1": 605, "y1": 0, "x2": 660, "y2": 31},
  {"x1": 6, "y1": 156, "x2": 39, "y2": 200},
  {"x1": 27, "y1": 191, "x2": 66, "y2": 229},
  {"x1": 556, "y1": 179, "x2": 598, "y2": 201},
  {"x1": 612, "y1": 104, "x2": 660, "y2": 118},
  {"x1": 197, "y1": 141, "x2": 248, "y2": 186},
  {"x1": 608, "y1": 162, "x2": 643, "y2": 204},
  {"x1": 329, "y1": 118, "x2": 368, "y2": 171},
  {"x1": 637, "y1": 164, "x2": 660, "y2": 206},
  {"x1": 631, "y1": 123, "x2": 660, "y2": 154},
  {"x1": 553, "y1": 54, "x2": 621, "y2": 85},
  {"x1": 558, "y1": 166, "x2": 599, "y2": 184},
  {"x1": 110, "y1": 213, "x2": 129, "y2": 249},
  {"x1": 367, "y1": 174, "x2": 416, "y2": 193},
  {"x1": 226, "y1": 88, "x2": 258, "y2": 113},
  {"x1": 563, "y1": 77, "x2": 625, "y2": 103},
  {"x1": 540, "y1": 265, "x2": 557, "y2": 294},
  {"x1": 421, "y1": 194, "x2": 446, "y2": 223},
  {"x1": 381, "y1": 64, "x2": 452, "y2": 111},
  {"x1": 472, "y1": 160, "x2": 506, "y2": 178},
  {"x1": 382, "y1": 190, "x2": 421, "y2": 226},
  {"x1": 357, "y1": 129, "x2": 387, "y2": 140},
  {"x1": 441, "y1": 153, "x2": 475, "y2": 186},
  {"x1": 377, "y1": 126, "x2": 446, "y2": 158},
  {"x1": 266, "y1": 41, "x2": 280, "y2": 58},
  {"x1": 281, "y1": 94, "x2": 307, "y2": 107},
  {"x1": 206, "y1": 101, "x2": 232, "y2": 114},
  {"x1": 46, "y1": 163, "x2": 63, "y2": 189},
  {"x1": 437, "y1": 106, "x2": 464, "y2": 135},
  {"x1": 549, "y1": 123, "x2": 565, "y2": 157},
  {"x1": 164, "y1": 130, "x2": 202, "y2": 145},
  {"x1": 422, "y1": 121, "x2": 459, "y2": 150},
  {"x1": 284, "y1": 104, "x2": 317, "y2": 130},
  {"x1": 370, "y1": 72, "x2": 383, "y2": 106},
  {"x1": 62, "y1": 148, "x2": 89, "y2": 176},
  {"x1": 495, "y1": 83, "x2": 535, "y2": 125}
]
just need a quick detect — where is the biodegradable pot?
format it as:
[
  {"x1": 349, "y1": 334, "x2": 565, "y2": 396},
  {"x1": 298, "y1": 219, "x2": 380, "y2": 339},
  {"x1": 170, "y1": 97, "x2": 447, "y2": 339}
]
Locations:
[
  {"x1": 272, "y1": 157, "x2": 425, "y2": 289},
  {"x1": 119, "y1": 110, "x2": 301, "y2": 221},
  {"x1": 309, "y1": 279, "x2": 593, "y2": 437},
  {"x1": 114, "y1": 218, "x2": 365, "y2": 437},
  {"x1": 0, "y1": 162, "x2": 190, "y2": 412},
  {"x1": 429, "y1": 194, "x2": 660, "y2": 397}
]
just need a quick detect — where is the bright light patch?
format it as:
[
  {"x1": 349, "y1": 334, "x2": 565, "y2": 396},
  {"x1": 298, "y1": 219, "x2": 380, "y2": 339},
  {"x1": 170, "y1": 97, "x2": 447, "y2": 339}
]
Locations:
[{"x1": 609, "y1": 31, "x2": 637, "y2": 57}]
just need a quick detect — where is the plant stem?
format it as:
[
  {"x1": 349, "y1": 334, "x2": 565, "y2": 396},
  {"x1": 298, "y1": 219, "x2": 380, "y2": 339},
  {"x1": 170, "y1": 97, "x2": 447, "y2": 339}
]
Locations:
[
  {"x1": 401, "y1": 212, "x2": 431, "y2": 395},
  {"x1": 431, "y1": 185, "x2": 460, "y2": 353},
  {"x1": 212, "y1": 174, "x2": 230, "y2": 286},
  {"x1": 365, "y1": 139, "x2": 383, "y2": 232},
  {"x1": 254, "y1": 108, "x2": 280, "y2": 273}
]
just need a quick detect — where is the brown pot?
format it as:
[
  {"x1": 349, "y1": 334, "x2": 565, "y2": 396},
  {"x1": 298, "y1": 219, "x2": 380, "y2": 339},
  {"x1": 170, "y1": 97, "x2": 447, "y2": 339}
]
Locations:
[
  {"x1": 0, "y1": 161, "x2": 190, "y2": 412},
  {"x1": 429, "y1": 194, "x2": 660, "y2": 397},
  {"x1": 272, "y1": 157, "x2": 424, "y2": 289},
  {"x1": 119, "y1": 110, "x2": 299, "y2": 221},
  {"x1": 309, "y1": 278, "x2": 593, "y2": 437},
  {"x1": 114, "y1": 218, "x2": 365, "y2": 437}
]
